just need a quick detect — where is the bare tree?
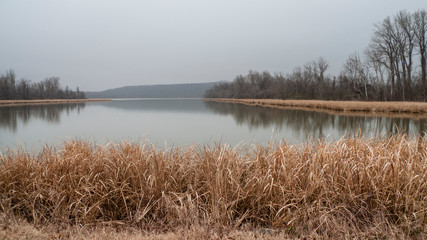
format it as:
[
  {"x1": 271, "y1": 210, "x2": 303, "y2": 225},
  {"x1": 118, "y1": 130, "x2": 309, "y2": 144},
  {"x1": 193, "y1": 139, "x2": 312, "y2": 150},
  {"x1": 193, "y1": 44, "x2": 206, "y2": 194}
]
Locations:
[
  {"x1": 365, "y1": 47, "x2": 386, "y2": 86},
  {"x1": 395, "y1": 10, "x2": 415, "y2": 100},
  {"x1": 370, "y1": 15, "x2": 410, "y2": 100},
  {"x1": 0, "y1": 70, "x2": 16, "y2": 100},
  {"x1": 414, "y1": 10, "x2": 427, "y2": 100},
  {"x1": 232, "y1": 75, "x2": 247, "y2": 99},
  {"x1": 316, "y1": 57, "x2": 329, "y2": 82},
  {"x1": 342, "y1": 53, "x2": 369, "y2": 100},
  {"x1": 315, "y1": 57, "x2": 329, "y2": 99},
  {"x1": 303, "y1": 61, "x2": 318, "y2": 98}
]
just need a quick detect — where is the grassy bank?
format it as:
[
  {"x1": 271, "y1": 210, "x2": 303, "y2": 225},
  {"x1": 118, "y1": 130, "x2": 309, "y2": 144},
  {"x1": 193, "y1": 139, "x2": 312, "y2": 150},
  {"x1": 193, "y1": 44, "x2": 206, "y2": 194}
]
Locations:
[
  {"x1": 207, "y1": 98, "x2": 427, "y2": 115},
  {"x1": 1, "y1": 136, "x2": 426, "y2": 239},
  {"x1": 0, "y1": 99, "x2": 111, "y2": 106}
]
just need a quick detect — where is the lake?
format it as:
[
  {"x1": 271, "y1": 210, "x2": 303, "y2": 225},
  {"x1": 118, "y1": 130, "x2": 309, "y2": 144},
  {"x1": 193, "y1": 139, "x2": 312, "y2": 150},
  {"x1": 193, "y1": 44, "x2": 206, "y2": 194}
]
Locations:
[{"x1": 0, "y1": 98, "x2": 426, "y2": 153}]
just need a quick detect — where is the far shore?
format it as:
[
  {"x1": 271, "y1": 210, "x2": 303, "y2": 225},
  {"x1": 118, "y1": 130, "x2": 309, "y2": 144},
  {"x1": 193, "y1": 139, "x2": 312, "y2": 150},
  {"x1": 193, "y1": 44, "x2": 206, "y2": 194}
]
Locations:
[
  {"x1": 0, "y1": 98, "x2": 112, "y2": 106},
  {"x1": 205, "y1": 98, "x2": 427, "y2": 116}
]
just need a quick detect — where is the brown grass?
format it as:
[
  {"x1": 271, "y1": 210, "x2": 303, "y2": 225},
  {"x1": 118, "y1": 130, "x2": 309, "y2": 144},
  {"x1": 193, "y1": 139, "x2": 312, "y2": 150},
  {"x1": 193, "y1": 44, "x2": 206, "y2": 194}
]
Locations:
[
  {"x1": 0, "y1": 213, "x2": 307, "y2": 240},
  {"x1": 0, "y1": 99, "x2": 111, "y2": 107},
  {"x1": 207, "y1": 98, "x2": 427, "y2": 116},
  {"x1": 1, "y1": 136, "x2": 426, "y2": 239}
]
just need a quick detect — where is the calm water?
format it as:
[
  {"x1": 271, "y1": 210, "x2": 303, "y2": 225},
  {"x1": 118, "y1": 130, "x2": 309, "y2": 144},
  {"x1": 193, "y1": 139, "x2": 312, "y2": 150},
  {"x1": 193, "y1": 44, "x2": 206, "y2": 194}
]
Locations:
[{"x1": 0, "y1": 99, "x2": 426, "y2": 152}]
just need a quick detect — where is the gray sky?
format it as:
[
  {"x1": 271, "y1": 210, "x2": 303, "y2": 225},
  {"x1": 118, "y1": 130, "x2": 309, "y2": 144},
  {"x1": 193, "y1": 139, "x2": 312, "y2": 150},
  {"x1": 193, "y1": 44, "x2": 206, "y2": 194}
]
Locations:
[{"x1": 1, "y1": 0, "x2": 426, "y2": 91}]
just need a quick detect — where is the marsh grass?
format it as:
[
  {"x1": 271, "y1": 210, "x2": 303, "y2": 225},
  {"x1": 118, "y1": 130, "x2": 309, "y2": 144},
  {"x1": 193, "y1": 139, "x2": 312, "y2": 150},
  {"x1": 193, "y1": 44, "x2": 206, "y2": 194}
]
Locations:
[
  {"x1": 208, "y1": 98, "x2": 427, "y2": 115},
  {"x1": 0, "y1": 136, "x2": 426, "y2": 239}
]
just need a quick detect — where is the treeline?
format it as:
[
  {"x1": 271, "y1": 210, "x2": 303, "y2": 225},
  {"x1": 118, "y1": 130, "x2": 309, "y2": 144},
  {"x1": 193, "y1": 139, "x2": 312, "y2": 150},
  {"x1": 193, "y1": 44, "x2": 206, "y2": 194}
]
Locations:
[
  {"x1": 205, "y1": 10, "x2": 427, "y2": 102},
  {"x1": 0, "y1": 70, "x2": 85, "y2": 100}
]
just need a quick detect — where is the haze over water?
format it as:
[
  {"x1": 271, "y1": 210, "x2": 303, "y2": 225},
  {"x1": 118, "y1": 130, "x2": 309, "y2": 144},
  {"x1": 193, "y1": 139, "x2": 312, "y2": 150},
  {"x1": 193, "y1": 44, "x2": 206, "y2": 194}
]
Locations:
[{"x1": 0, "y1": 99, "x2": 425, "y2": 153}]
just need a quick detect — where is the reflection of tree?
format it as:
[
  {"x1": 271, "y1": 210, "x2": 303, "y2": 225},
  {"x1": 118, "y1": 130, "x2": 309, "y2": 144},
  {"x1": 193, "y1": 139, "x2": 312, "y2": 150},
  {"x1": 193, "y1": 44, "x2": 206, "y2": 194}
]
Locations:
[
  {"x1": 204, "y1": 101, "x2": 427, "y2": 138},
  {"x1": 0, "y1": 103, "x2": 85, "y2": 132}
]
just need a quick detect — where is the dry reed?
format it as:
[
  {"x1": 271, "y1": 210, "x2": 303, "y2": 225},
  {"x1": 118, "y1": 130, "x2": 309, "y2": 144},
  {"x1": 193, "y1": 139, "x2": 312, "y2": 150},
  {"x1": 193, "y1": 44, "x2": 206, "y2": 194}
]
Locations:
[
  {"x1": 0, "y1": 136, "x2": 426, "y2": 239},
  {"x1": 207, "y1": 98, "x2": 427, "y2": 115}
]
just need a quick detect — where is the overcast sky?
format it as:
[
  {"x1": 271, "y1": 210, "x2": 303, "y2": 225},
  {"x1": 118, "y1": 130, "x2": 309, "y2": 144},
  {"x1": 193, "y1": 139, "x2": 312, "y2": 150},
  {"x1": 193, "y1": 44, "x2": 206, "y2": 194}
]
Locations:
[{"x1": 0, "y1": 0, "x2": 426, "y2": 91}]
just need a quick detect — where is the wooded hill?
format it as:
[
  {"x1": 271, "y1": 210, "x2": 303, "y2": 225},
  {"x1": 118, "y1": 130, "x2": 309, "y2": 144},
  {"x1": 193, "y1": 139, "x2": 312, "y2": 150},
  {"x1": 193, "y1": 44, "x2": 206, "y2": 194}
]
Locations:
[{"x1": 86, "y1": 82, "x2": 219, "y2": 98}]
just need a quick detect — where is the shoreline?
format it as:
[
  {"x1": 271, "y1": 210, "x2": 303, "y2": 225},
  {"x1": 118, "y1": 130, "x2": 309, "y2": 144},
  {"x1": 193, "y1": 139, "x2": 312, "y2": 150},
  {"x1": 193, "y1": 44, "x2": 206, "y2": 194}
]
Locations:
[
  {"x1": 0, "y1": 98, "x2": 112, "y2": 106},
  {"x1": 205, "y1": 98, "x2": 427, "y2": 117}
]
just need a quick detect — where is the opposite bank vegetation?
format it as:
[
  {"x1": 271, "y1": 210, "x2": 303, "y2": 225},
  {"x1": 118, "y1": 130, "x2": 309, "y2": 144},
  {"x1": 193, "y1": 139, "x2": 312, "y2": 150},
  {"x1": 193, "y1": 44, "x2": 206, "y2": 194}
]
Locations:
[
  {"x1": 0, "y1": 70, "x2": 85, "y2": 100},
  {"x1": 207, "y1": 98, "x2": 427, "y2": 115},
  {"x1": 205, "y1": 10, "x2": 427, "y2": 102},
  {"x1": 1, "y1": 136, "x2": 426, "y2": 239}
]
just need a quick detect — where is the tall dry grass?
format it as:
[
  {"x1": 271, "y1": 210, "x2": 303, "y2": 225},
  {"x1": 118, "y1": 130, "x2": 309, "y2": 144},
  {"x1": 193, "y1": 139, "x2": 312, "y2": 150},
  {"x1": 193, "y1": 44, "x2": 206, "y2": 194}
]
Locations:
[
  {"x1": 207, "y1": 98, "x2": 427, "y2": 115},
  {"x1": 1, "y1": 136, "x2": 426, "y2": 238}
]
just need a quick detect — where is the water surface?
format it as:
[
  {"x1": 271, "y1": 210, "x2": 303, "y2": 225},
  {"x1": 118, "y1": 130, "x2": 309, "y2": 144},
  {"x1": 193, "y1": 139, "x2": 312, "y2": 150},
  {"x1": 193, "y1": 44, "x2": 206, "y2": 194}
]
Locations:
[{"x1": 0, "y1": 99, "x2": 425, "y2": 152}]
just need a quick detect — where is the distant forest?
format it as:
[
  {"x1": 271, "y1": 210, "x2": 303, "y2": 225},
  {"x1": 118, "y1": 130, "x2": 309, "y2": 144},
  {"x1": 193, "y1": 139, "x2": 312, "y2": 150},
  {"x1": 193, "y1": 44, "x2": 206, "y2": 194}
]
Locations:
[
  {"x1": 0, "y1": 70, "x2": 85, "y2": 100},
  {"x1": 205, "y1": 10, "x2": 427, "y2": 102}
]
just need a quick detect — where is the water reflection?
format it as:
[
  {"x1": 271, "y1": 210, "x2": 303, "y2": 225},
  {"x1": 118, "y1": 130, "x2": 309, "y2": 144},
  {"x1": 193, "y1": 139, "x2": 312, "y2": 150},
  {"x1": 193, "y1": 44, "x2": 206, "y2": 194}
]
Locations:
[
  {"x1": 204, "y1": 101, "x2": 427, "y2": 139},
  {"x1": 96, "y1": 99, "x2": 209, "y2": 113},
  {"x1": 1, "y1": 100, "x2": 426, "y2": 152},
  {"x1": 0, "y1": 103, "x2": 85, "y2": 132}
]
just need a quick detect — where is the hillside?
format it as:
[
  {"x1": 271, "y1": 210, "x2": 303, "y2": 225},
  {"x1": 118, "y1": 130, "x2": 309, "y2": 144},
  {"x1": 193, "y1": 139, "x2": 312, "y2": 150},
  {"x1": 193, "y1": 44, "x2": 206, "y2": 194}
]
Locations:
[{"x1": 85, "y1": 82, "x2": 219, "y2": 99}]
